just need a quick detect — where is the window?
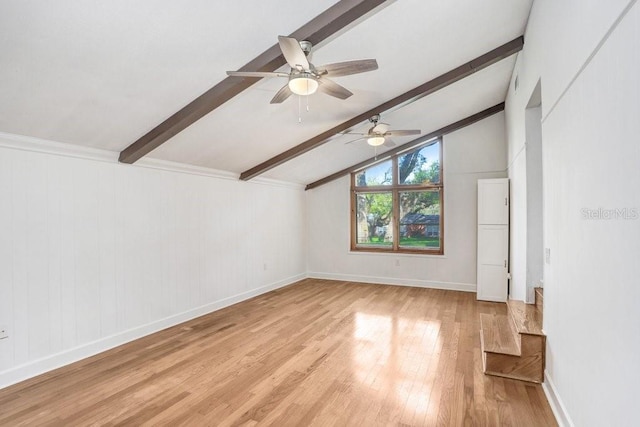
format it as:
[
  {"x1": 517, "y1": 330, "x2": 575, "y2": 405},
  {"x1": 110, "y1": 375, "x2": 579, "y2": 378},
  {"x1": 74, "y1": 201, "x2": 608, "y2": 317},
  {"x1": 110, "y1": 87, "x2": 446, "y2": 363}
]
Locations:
[{"x1": 351, "y1": 140, "x2": 443, "y2": 254}]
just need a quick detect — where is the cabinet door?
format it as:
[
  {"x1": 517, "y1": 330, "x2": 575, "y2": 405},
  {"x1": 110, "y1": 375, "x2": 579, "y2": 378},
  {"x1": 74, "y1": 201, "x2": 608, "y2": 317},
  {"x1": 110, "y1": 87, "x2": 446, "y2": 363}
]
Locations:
[
  {"x1": 478, "y1": 179, "x2": 509, "y2": 225},
  {"x1": 477, "y1": 224, "x2": 508, "y2": 302}
]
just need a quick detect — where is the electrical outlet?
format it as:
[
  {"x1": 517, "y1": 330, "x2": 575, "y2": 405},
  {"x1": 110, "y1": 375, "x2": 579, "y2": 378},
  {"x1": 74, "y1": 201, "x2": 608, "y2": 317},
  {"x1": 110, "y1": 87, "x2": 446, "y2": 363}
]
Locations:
[
  {"x1": 395, "y1": 259, "x2": 400, "y2": 267},
  {"x1": 0, "y1": 325, "x2": 8, "y2": 340},
  {"x1": 545, "y1": 248, "x2": 551, "y2": 264},
  {"x1": 263, "y1": 263, "x2": 267, "y2": 271}
]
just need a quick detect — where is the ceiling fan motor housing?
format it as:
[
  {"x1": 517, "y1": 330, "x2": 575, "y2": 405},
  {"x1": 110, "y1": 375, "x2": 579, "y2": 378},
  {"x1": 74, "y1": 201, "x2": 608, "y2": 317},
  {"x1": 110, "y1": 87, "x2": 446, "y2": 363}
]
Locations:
[{"x1": 299, "y1": 40, "x2": 313, "y2": 56}]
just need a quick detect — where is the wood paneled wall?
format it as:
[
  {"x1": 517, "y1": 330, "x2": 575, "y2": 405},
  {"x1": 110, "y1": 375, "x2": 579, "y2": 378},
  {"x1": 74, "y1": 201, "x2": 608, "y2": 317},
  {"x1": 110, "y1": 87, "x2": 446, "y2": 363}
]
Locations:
[{"x1": 0, "y1": 144, "x2": 307, "y2": 387}]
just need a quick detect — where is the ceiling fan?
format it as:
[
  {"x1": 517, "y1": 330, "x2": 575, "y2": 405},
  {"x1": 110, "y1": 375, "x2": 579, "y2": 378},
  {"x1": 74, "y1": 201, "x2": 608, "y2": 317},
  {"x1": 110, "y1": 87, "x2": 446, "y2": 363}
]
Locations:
[
  {"x1": 344, "y1": 115, "x2": 421, "y2": 147},
  {"x1": 226, "y1": 36, "x2": 378, "y2": 104}
]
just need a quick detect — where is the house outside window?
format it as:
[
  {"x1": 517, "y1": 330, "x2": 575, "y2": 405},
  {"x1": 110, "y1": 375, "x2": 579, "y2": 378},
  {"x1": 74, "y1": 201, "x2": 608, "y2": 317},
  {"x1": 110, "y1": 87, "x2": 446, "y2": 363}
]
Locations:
[{"x1": 351, "y1": 139, "x2": 443, "y2": 254}]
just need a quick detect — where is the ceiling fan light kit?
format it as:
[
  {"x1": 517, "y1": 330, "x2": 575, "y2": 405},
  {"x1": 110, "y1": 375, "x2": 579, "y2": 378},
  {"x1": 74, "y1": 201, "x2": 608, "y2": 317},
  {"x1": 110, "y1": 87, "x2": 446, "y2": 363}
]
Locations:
[
  {"x1": 367, "y1": 136, "x2": 386, "y2": 146},
  {"x1": 288, "y1": 73, "x2": 319, "y2": 96}
]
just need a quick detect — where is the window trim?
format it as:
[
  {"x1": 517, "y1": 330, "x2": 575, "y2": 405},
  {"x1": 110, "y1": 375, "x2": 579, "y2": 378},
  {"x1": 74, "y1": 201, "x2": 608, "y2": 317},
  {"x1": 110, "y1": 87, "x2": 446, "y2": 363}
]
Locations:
[{"x1": 350, "y1": 139, "x2": 444, "y2": 255}]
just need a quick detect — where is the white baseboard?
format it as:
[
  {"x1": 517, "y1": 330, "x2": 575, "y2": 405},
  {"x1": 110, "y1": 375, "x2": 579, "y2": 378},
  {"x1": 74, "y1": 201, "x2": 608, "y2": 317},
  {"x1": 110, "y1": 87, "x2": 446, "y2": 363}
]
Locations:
[
  {"x1": 542, "y1": 370, "x2": 574, "y2": 427},
  {"x1": 0, "y1": 274, "x2": 305, "y2": 390},
  {"x1": 308, "y1": 271, "x2": 476, "y2": 292}
]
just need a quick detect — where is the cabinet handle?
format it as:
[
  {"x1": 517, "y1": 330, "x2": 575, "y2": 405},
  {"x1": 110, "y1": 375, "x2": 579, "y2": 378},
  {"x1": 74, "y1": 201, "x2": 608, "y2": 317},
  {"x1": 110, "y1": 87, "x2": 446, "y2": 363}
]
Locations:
[
  {"x1": 505, "y1": 197, "x2": 508, "y2": 206},
  {"x1": 504, "y1": 260, "x2": 507, "y2": 268}
]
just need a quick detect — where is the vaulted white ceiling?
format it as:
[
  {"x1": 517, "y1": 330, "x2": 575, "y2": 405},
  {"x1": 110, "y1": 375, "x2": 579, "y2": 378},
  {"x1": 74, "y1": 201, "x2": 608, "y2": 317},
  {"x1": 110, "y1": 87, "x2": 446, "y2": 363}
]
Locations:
[{"x1": 0, "y1": 0, "x2": 533, "y2": 185}]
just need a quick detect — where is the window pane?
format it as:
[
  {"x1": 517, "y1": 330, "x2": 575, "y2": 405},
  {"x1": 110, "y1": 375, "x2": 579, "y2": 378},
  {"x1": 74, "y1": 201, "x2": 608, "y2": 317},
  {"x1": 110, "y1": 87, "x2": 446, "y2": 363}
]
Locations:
[
  {"x1": 355, "y1": 192, "x2": 393, "y2": 247},
  {"x1": 354, "y1": 160, "x2": 393, "y2": 187},
  {"x1": 398, "y1": 141, "x2": 440, "y2": 185},
  {"x1": 399, "y1": 190, "x2": 441, "y2": 249}
]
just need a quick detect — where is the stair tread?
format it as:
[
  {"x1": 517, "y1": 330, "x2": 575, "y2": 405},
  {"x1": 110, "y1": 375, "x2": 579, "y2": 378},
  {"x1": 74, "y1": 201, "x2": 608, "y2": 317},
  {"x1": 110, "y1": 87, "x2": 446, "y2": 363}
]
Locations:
[
  {"x1": 479, "y1": 313, "x2": 521, "y2": 356},
  {"x1": 507, "y1": 300, "x2": 544, "y2": 336}
]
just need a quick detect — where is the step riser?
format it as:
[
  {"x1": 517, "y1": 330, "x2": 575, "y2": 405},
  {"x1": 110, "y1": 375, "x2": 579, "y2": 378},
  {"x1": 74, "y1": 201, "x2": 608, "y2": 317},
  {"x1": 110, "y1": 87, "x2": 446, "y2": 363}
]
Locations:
[
  {"x1": 534, "y1": 287, "x2": 544, "y2": 313},
  {"x1": 535, "y1": 294, "x2": 543, "y2": 309}
]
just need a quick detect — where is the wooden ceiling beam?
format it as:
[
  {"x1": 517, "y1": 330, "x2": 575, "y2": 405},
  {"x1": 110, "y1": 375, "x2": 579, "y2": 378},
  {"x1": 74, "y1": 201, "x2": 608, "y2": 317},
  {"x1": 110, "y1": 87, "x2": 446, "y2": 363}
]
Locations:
[
  {"x1": 305, "y1": 102, "x2": 505, "y2": 190},
  {"x1": 118, "y1": 0, "x2": 388, "y2": 164},
  {"x1": 239, "y1": 36, "x2": 523, "y2": 181}
]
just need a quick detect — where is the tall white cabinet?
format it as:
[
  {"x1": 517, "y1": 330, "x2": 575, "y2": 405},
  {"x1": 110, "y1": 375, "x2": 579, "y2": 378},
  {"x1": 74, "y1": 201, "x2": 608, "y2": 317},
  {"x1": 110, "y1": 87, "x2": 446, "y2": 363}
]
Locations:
[{"x1": 477, "y1": 178, "x2": 509, "y2": 302}]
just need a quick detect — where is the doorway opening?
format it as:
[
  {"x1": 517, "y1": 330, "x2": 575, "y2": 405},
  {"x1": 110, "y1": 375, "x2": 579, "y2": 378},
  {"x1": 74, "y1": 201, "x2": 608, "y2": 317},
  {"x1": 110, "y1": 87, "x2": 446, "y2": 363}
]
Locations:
[{"x1": 525, "y1": 80, "x2": 543, "y2": 303}]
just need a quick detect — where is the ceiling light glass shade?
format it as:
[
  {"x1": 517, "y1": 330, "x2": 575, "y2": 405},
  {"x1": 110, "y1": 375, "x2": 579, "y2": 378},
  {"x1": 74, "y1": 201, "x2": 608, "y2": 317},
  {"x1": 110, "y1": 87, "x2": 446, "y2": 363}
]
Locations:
[
  {"x1": 367, "y1": 136, "x2": 385, "y2": 146},
  {"x1": 288, "y1": 74, "x2": 319, "y2": 96}
]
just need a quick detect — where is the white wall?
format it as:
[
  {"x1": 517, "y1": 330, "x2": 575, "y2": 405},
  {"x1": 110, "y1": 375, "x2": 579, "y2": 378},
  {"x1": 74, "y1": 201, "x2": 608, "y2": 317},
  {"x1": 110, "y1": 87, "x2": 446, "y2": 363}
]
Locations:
[
  {"x1": 505, "y1": 1, "x2": 640, "y2": 425},
  {"x1": 0, "y1": 135, "x2": 307, "y2": 388},
  {"x1": 307, "y1": 112, "x2": 507, "y2": 291}
]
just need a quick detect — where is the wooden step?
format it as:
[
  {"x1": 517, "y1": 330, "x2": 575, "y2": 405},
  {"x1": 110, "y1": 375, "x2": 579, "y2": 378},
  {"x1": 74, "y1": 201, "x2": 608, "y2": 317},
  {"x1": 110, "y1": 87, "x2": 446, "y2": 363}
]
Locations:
[
  {"x1": 479, "y1": 300, "x2": 546, "y2": 383},
  {"x1": 507, "y1": 299, "x2": 544, "y2": 335},
  {"x1": 482, "y1": 334, "x2": 545, "y2": 383},
  {"x1": 480, "y1": 313, "x2": 520, "y2": 356}
]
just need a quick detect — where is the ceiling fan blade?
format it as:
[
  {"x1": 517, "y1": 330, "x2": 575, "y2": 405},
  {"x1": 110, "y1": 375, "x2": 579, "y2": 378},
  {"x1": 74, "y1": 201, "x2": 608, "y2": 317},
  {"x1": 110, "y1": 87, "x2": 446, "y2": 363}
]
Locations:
[
  {"x1": 227, "y1": 71, "x2": 289, "y2": 78},
  {"x1": 373, "y1": 122, "x2": 390, "y2": 134},
  {"x1": 318, "y1": 77, "x2": 353, "y2": 100},
  {"x1": 278, "y1": 36, "x2": 309, "y2": 70},
  {"x1": 383, "y1": 138, "x2": 396, "y2": 148},
  {"x1": 385, "y1": 130, "x2": 421, "y2": 136},
  {"x1": 344, "y1": 136, "x2": 365, "y2": 145},
  {"x1": 317, "y1": 59, "x2": 378, "y2": 77},
  {"x1": 270, "y1": 84, "x2": 293, "y2": 104}
]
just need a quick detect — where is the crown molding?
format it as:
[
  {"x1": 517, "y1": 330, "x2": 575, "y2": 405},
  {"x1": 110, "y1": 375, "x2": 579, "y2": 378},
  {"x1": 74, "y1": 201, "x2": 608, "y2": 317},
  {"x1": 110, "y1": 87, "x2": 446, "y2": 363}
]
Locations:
[{"x1": 0, "y1": 132, "x2": 303, "y2": 190}]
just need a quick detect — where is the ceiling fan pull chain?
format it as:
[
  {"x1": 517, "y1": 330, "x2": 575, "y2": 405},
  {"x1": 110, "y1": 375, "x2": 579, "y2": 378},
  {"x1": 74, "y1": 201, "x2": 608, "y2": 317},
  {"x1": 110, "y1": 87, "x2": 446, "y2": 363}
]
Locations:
[{"x1": 298, "y1": 95, "x2": 302, "y2": 123}]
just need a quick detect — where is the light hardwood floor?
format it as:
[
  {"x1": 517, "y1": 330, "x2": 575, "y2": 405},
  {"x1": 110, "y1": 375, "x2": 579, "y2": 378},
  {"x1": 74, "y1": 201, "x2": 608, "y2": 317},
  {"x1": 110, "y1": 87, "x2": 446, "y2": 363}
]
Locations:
[{"x1": 0, "y1": 279, "x2": 557, "y2": 426}]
